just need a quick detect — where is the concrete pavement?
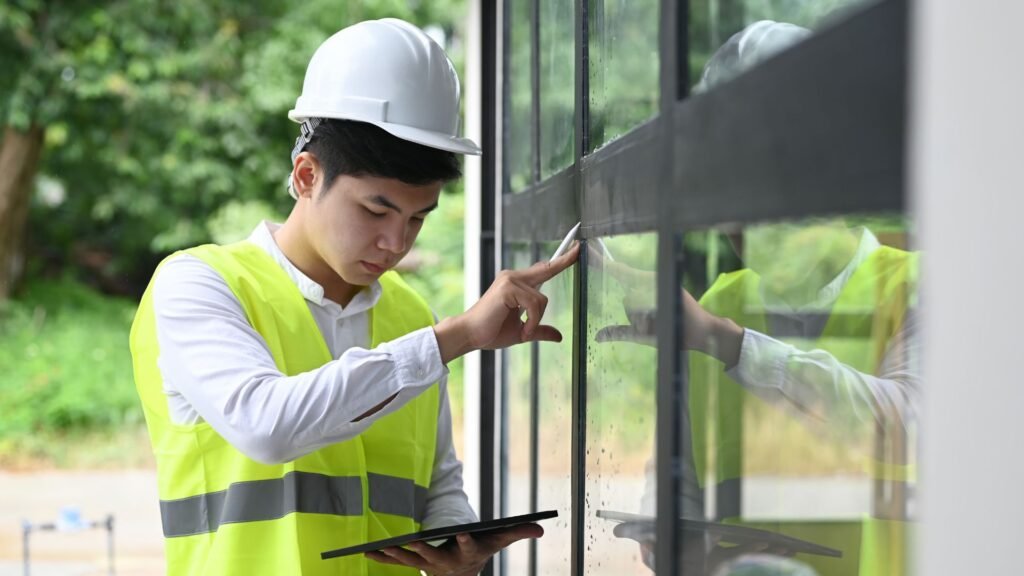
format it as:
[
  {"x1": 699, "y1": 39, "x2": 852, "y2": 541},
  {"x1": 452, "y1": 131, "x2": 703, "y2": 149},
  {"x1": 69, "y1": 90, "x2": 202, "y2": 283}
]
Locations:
[{"x1": 0, "y1": 470, "x2": 163, "y2": 576}]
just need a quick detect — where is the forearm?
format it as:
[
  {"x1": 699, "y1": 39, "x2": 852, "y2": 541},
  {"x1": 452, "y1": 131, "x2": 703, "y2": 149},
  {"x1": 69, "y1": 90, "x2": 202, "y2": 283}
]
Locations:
[
  {"x1": 160, "y1": 329, "x2": 446, "y2": 463},
  {"x1": 702, "y1": 316, "x2": 745, "y2": 369},
  {"x1": 726, "y1": 329, "x2": 919, "y2": 428},
  {"x1": 433, "y1": 315, "x2": 475, "y2": 365},
  {"x1": 153, "y1": 256, "x2": 446, "y2": 463}
]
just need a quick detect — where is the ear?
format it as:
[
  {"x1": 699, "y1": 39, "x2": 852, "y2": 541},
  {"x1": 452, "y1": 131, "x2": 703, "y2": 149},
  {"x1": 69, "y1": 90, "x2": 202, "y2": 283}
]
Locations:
[{"x1": 292, "y1": 152, "x2": 321, "y2": 199}]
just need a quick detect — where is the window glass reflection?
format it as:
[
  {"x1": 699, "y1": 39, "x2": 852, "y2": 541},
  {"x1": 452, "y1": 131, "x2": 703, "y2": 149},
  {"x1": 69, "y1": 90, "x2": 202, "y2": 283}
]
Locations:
[
  {"x1": 539, "y1": 0, "x2": 575, "y2": 179},
  {"x1": 588, "y1": 0, "x2": 659, "y2": 151},
  {"x1": 689, "y1": 0, "x2": 875, "y2": 91},
  {"x1": 505, "y1": 0, "x2": 533, "y2": 192},
  {"x1": 501, "y1": 245, "x2": 535, "y2": 573},
  {"x1": 583, "y1": 233, "x2": 658, "y2": 574},
  {"x1": 598, "y1": 217, "x2": 918, "y2": 575},
  {"x1": 536, "y1": 240, "x2": 575, "y2": 575}
]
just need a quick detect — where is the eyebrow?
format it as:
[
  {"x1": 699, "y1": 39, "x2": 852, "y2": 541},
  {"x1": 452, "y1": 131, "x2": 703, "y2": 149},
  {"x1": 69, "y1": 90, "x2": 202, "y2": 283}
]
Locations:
[{"x1": 369, "y1": 195, "x2": 438, "y2": 215}]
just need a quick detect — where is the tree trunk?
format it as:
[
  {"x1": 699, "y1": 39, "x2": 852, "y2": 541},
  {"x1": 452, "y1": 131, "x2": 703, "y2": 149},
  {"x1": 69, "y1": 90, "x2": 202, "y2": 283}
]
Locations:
[{"x1": 0, "y1": 125, "x2": 45, "y2": 300}]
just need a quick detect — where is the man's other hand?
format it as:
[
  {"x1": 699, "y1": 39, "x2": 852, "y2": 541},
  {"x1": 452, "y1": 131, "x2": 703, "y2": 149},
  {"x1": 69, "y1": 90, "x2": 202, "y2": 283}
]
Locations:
[{"x1": 364, "y1": 523, "x2": 544, "y2": 576}]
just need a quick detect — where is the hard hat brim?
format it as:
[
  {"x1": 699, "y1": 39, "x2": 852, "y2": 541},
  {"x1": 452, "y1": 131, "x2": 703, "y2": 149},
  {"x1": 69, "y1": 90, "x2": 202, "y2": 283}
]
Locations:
[
  {"x1": 288, "y1": 110, "x2": 481, "y2": 156},
  {"x1": 377, "y1": 121, "x2": 482, "y2": 156}
]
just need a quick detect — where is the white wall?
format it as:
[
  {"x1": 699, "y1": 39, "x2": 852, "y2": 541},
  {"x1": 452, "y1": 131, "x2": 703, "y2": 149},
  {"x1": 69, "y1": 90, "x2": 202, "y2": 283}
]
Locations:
[{"x1": 913, "y1": 1, "x2": 1024, "y2": 574}]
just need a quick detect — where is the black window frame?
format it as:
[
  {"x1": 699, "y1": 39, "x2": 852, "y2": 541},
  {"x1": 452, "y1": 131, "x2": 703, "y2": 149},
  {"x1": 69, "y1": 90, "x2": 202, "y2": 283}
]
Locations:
[{"x1": 477, "y1": 0, "x2": 908, "y2": 574}]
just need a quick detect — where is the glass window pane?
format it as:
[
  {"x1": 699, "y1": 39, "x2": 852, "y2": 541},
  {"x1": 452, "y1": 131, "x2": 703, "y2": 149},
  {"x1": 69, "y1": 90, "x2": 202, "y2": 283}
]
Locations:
[
  {"x1": 675, "y1": 215, "x2": 918, "y2": 575},
  {"x1": 588, "y1": 0, "x2": 659, "y2": 152},
  {"x1": 536, "y1": 239, "x2": 575, "y2": 575},
  {"x1": 505, "y1": 0, "x2": 533, "y2": 192},
  {"x1": 689, "y1": 0, "x2": 877, "y2": 92},
  {"x1": 501, "y1": 245, "x2": 535, "y2": 573},
  {"x1": 582, "y1": 232, "x2": 659, "y2": 574},
  {"x1": 539, "y1": 0, "x2": 575, "y2": 178}
]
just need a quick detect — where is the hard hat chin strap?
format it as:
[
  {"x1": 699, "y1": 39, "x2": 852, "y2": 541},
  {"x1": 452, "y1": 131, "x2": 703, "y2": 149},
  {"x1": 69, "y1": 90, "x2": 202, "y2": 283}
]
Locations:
[
  {"x1": 291, "y1": 118, "x2": 324, "y2": 164},
  {"x1": 286, "y1": 118, "x2": 325, "y2": 199}
]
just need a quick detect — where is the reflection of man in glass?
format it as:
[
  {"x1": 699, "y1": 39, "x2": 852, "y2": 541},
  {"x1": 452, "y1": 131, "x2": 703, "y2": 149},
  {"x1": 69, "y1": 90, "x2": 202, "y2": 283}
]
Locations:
[{"x1": 597, "y1": 20, "x2": 919, "y2": 576}]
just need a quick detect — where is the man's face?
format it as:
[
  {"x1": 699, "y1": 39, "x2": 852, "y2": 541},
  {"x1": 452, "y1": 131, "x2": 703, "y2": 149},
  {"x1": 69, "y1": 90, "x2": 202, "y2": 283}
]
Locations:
[{"x1": 305, "y1": 173, "x2": 443, "y2": 288}]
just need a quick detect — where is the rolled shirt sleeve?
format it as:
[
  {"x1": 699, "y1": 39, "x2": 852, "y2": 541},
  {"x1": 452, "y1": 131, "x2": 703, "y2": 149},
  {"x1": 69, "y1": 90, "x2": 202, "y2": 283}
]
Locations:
[
  {"x1": 725, "y1": 312, "x2": 920, "y2": 430},
  {"x1": 153, "y1": 255, "x2": 448, "y2": 464}
]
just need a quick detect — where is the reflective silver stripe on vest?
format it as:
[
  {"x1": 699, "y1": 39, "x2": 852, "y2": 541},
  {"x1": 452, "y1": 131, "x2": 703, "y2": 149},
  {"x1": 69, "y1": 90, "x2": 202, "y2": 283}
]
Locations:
[
  {"x1": 367, "y1": 472, "x2": 428, "y2": 523},
  {"x1": 160, "y1": 471, "x2": 428, "y2": 538},
  {"x1": 160, "y1": 471, "x2": 362, "y2": 538}
]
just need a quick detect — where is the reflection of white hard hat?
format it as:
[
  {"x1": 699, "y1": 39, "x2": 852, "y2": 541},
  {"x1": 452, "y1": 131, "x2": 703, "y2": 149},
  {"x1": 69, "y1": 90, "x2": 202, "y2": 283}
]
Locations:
[
  {"x1": 289, "y1": 18, "x2": 480, "y2": 155},
  {"x1": 697, "y1": 20, "x2": 811, "y2": 92}
]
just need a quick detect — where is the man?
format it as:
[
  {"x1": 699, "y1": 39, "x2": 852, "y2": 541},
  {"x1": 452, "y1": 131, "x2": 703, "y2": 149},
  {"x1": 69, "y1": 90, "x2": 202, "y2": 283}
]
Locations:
[{"x1": 130, "y1": 19, "x2": 577, "y2": 576}]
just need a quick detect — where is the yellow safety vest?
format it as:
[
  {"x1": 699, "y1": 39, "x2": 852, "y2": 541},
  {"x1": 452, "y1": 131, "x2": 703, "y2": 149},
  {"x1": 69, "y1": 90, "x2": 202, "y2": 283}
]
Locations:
[
  {"x1": 689, "y1": 245, "x2": 917, "y2": 576},
  {"x1": 130, "y1": 241, "x2": 440, "y2": 576}
]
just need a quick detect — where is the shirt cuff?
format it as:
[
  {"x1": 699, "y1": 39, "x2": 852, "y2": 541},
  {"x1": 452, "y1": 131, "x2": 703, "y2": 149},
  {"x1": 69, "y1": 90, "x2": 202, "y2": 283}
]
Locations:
[
  {"x1": 724, "y1": 328, "x2": 791, "y2": 391},
  {"x1": 359, "y1": 327, "x2": 449, "y2": 422},
  {"x1": 389, "y1": 326, "x2": 447, "y2": 385}
]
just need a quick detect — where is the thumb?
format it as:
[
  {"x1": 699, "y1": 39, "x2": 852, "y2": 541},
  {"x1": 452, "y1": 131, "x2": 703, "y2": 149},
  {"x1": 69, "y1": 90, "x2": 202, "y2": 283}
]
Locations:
[
  {"x1": 492, "y1": 523, "x2": 544, "y2": 549},
  {"x1": 522, "y1": 325, "x2": 562, "y2": 343}
]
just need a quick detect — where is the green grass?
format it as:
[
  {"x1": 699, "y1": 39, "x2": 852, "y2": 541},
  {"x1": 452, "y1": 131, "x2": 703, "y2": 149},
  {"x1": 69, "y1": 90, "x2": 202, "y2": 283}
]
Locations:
[{"x1": 0, "y1": 278, "x2": 145, "y2": 466}]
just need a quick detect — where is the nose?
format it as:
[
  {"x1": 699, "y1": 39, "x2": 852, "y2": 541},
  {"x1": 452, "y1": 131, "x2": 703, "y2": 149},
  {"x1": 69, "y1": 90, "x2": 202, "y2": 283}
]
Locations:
[{"x1": 376, "y1": 220, "x2": 407, "y2": 254}]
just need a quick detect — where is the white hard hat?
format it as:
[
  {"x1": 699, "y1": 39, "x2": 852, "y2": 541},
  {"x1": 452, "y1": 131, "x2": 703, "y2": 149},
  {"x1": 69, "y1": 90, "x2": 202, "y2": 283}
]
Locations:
[
  {"x1": 696, "y1": 20, "x2": 811, "y2": 92},
  {"x1": 289, "y1": 18, "x2": 480, "y2": 156}
]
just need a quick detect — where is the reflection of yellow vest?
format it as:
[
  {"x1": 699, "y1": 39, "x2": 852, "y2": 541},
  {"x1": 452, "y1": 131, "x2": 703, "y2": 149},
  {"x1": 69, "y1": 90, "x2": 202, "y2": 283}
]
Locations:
[
  {"x1": 130, "y1": 242, "x2": 439, "y2": 576},
  {"x1": 690, "y1": 246, "x2": 916, "y2": 576}
]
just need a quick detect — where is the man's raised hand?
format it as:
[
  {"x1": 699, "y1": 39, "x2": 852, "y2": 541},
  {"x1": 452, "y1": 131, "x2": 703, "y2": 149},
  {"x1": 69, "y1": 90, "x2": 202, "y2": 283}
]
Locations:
[{"x1": 434, "y1": 244, "x2": 579, "y2": 364}]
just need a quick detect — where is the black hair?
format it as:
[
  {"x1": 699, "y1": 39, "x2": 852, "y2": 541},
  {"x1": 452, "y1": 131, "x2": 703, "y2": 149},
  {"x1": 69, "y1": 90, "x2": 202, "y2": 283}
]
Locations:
[{"x1": 301, "y1": 119, "x2": 462, "y2": 192}]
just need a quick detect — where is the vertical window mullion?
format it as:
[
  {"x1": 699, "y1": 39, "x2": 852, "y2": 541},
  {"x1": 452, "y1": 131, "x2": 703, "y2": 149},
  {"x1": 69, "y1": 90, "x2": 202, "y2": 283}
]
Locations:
[
  {"x1": 530, "y1": 0, "x2": 541, "y2": 186},
  {"x1": 483, "y1": 2, "x2": 502, "y2": 575},
  {"x1": 655, "y1": 233, "x2": 685, "y2": 576},
  {"x1": 529, "y1": 241, "x2": 541, "y2": 576},
  {"x1": 656, "y1": 1, "x2": 683, "y2": 576},
  {"x1": 570, "y1": 0, "x2": 588, "y2": 573}
]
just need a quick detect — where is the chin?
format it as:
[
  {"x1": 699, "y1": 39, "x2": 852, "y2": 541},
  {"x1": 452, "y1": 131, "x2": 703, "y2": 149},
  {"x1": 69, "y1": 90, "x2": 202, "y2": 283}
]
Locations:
[{"x1": 343, "y1": 264, "x2": 378, "y2": 284}]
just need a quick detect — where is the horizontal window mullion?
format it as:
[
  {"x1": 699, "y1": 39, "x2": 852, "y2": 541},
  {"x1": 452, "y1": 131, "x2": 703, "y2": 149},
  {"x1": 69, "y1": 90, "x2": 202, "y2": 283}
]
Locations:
[{"x1": 670, "y1": 0, "x2": 907, "y2": 228}]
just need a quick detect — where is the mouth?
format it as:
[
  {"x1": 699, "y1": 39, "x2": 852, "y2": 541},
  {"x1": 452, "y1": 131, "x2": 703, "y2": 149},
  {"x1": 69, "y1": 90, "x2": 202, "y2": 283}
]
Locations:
[{"x1": 360, "y1": 261, "x2": 387, "y2": 274}]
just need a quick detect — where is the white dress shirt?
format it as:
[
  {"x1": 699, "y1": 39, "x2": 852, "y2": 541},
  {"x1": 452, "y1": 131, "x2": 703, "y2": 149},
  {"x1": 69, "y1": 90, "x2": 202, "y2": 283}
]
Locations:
[{"x1": 151, "y1": 221, "x2": 476, "y2": 529}]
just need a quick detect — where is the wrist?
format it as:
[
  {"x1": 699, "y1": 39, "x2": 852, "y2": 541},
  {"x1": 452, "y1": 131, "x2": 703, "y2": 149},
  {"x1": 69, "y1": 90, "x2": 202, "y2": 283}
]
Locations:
[
  {"x1": 710, "y1": 316, "x2": 744, "y2": 369},
  {"x1": 433, "y1": 315, "x2": 474, "y2": 365}
]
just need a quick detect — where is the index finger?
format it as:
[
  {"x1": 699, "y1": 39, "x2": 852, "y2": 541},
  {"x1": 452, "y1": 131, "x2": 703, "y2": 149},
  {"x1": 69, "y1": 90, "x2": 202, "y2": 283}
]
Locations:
[{"x1": 520, "y1": 243, "x2": 579, "y2": 286}]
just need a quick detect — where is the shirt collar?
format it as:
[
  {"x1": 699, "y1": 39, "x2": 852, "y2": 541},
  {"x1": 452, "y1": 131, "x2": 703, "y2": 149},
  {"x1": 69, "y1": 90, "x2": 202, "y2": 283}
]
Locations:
[
  {"x1": 247, "y1": 221, "x2": 382, "y2": 313},
  {"x1": 760, "y1": 227, "x2": 881, "y2": 311},
  {"x1": 810, "y1": 227, "x2": 880, "y2": 308}
]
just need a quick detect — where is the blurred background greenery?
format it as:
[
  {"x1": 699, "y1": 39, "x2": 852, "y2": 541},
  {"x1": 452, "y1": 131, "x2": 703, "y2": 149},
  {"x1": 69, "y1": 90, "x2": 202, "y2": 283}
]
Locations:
[{"x1": 0, "y1": 0, "x2": 468, "y2": 468}]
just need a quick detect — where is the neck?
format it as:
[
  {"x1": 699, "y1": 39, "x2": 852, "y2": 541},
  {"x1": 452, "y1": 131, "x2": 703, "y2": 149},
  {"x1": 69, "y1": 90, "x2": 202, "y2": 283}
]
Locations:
[{"x1": 273, "y1": 215, "x2": 362, "y2": 307}]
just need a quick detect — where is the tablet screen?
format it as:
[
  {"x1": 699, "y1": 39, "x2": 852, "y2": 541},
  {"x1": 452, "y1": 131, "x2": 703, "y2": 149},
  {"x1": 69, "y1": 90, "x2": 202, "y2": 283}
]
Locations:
[{"x1": 321, "y1": 510, "x2": 558, "y2": 560}]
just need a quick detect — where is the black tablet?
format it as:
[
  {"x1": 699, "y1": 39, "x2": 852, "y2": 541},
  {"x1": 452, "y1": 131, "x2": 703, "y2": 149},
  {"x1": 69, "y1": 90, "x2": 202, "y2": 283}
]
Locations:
[
  {"x1": 321, "y1": 510, "x2": 558, "y2": 560},
  {"x1": 597, "y1": 510, "x2": 842, "y2": 558}
]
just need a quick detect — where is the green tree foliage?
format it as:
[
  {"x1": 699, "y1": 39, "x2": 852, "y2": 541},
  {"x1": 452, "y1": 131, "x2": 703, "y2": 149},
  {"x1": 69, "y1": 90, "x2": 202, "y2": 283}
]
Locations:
[
  {"x1": 0, "y1": 1, "x2": 469, "y2": 461},
  {"x1": 1, "y1": 0, "x2": 464, "y2": 294}
]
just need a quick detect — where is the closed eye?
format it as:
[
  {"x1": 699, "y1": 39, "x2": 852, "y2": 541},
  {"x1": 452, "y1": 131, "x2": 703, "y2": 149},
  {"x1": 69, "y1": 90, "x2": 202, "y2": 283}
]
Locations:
[{"x1": 364, "y1": 206, "x2": 387, "y2": 218}]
